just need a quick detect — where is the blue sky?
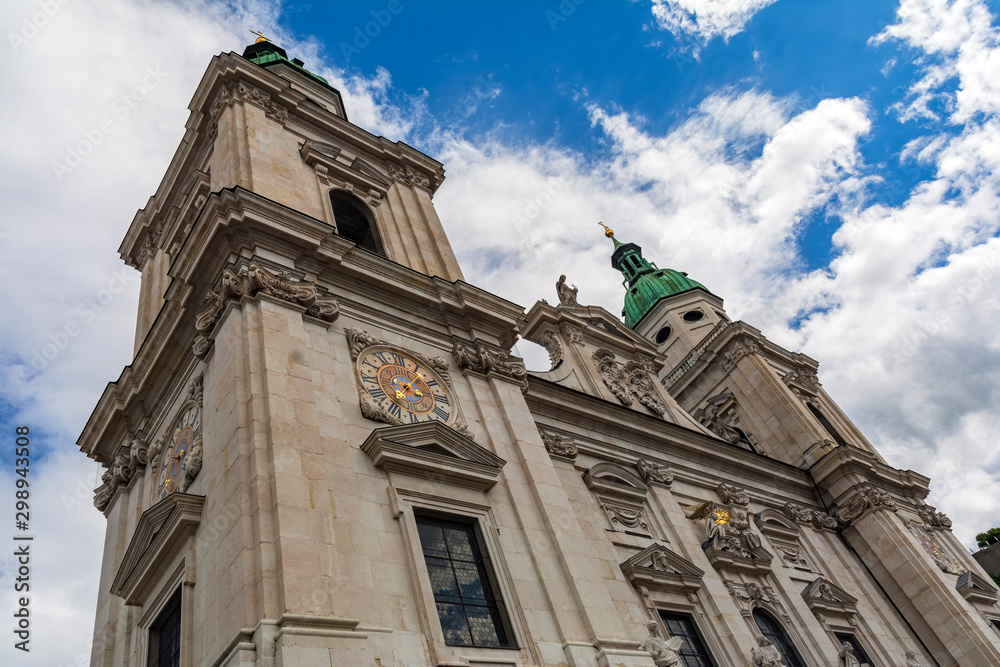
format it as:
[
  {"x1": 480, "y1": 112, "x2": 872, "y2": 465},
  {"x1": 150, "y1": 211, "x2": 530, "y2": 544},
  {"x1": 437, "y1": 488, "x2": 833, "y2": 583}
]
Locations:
[{"x1": 4, "y1": 1, "x2": 1000, "y2": 664}]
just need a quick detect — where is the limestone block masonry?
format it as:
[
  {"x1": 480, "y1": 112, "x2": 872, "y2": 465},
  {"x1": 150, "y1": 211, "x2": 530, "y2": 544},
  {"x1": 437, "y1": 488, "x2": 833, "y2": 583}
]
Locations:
[{"x1": 78, "y1": 40, "x2": 1000, "y2": 667}]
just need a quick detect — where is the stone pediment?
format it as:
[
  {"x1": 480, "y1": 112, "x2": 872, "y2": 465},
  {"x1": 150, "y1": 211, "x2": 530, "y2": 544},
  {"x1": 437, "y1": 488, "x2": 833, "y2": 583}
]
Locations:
[
  {"x1": 620, "y1": 544, "x2": 704, "y2": 595},
  {"x1": 361, "y1": 421, "x2": 506, "y2": 491},
  {"x1": 956, "y1": 570, "x2": 999, "y2": 605},
  {"x1": 583, "y1": 462, "x2": 649, "y2": 501},
  {"x1": 802, "y1": 577, "x2": 858, "y2": 619},
  {"x1": 111, "y1": 493, "x2": 205, "y2": 605},
  {"x1": 300, "y1": 139, "x2": 392, "y2": 197}
]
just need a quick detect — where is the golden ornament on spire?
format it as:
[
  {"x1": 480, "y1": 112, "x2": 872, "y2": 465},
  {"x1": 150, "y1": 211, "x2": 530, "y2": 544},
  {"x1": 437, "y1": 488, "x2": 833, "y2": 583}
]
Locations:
[
  {"x1": 250, "y1": 29, "x2": 269, "y2": 44},
  {"x1": 598, "y1": 221, "x2": 614, "y2": 238}
]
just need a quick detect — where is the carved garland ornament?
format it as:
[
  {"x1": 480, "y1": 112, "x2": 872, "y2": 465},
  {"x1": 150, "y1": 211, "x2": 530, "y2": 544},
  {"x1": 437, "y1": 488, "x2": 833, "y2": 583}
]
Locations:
[
  {"x1": 538, "y1": 429, "x2": 578, "y2": 460},
  {"x1": 560, "y1": 322, "x2": 584, "y2": 346},
  {"x1": 534, "y1": 331, "x2": 563, "y2": 369},
  {"x1": 387, "y1": 162, "x2": 432, "y2": 189},
  {"x1": 94, "y1": 437, "x2": 150, "y2": 512},
  {"x1": 834, "y1": 484, "x2": 897, "y2": 525},
  {"x1": 208, "y1": 81, "x2": 288, "y2": 139},
  {"x1": 782, "y1": 502, "x2": 839, "y2": 531},
  {"x1": 637, "y1": 459, "x2": 673, "y2": 486},
  {"x1": 453, "y1": 341, "x2": 527, "y2": 384},
  {"x1": 721, "y1": 336, "x2": 761, "y2": 371},
  {"x1": 904, "y1": 517, "x2": 963, "y2": 575},
  {"x1": 193, "y1": 262, "x2": 339, "y2": 358}
]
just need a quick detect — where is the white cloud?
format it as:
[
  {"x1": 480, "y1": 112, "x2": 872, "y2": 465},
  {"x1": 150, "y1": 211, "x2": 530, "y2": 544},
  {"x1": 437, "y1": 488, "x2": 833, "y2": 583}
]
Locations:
[{"x1": 649, "y1": 0, "x2": 779, "y2": 49}]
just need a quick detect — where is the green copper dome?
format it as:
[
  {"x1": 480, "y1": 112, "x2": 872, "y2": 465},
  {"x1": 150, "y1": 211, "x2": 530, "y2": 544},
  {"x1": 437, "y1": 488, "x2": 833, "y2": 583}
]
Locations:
[
  {"x1": 607, "y1": 231, "x2": 711, "y2": 328},
  {"x1": 242, "y1": 41, "x2": 337, "y2": 93}
]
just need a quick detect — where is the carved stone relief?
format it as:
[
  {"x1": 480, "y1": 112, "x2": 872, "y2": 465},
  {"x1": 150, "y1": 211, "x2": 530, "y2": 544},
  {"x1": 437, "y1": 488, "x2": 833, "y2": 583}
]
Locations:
[
  {"x1": 834, "y1": 484, "x2": 897, "y2": 525},
  {"x1": 917, "y1": 502, "x2": 953, "y2": 531},
  {"x1": 560, "y1": 322, "x2": 584, "y2": 346},
  {"x1": 636, "y1": 459, "x2": 673, "y2": 486},
  {"x1": 194, "y1": 261, "x2": 339, "y2": 358},
  {"x1": 750, "y1": 636, "x2": 784, "y2": 667},
  {"x1": 94, "y1": 437, "x2": 149, "y2": 512},
  {"x1": 538, "y1": 429, "x2": 578, "y2": 460},
  {"x1": 534, "y1": 331, "x2": 563, "y2": 369},
  {"x1": 453, "y1": 340, "x2": 527, "y2": 384},
  {"x1": 592, "y1": 348, "x2": 667, "y2": 416},
  {"x1": 208, "y1": 81, "x2": 288, "y2": 139},
  {"x1": 782, "y1": 502, "x2": 838, "y2": 531},
  {"x1": 904, "y1": 517, "x2": 962, "y2": 575},
  {"x1": 722, "y1": 336, "x2": 761, "y2": 371},
  {"x1": 387, "y1": 162, "x2": 433, "y2": 189},
  {"x1": 603, "y1": 502, "x2": 651, "y2": 536},
  {"x1": 695, "y1": 487, "x2": 772, "y2": 571}
]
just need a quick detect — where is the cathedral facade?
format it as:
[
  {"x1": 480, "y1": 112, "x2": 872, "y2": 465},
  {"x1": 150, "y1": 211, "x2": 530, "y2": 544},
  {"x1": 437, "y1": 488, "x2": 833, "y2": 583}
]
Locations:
[{"x1": 78, "y1": 40, "x2": 1000, "y2": 667}]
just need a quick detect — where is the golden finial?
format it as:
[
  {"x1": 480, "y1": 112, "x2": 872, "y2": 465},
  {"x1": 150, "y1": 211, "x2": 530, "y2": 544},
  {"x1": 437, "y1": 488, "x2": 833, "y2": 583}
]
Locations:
[
  {"x1": 598, "y1": 221, "x2": 614, "y2": 238},
  {"x1": 250, "y1": 29, "x2": 269, "y2": 44}
]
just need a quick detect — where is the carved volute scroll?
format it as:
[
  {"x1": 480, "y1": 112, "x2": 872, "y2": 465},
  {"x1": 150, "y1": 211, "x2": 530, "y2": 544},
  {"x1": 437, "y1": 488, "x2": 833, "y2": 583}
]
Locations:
[
  {"x1": 452, "y1": 340, "x2": 527, "y2": 385},
  {"x1": 194, "y1": 261, "x2": 339, "y2": 358},
  {"x1": 538, "y1": 428, "x2": 578, "y2": 460},
  {"x1": 834, "y1": 483, "x2": 897, "y2": 526}
]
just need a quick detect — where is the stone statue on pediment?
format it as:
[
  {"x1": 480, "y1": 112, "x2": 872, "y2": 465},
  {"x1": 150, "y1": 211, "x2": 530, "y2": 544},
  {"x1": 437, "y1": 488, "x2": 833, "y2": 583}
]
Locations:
[{"x1": 556, "y1": 274, "x2": 579, "y2": 305}]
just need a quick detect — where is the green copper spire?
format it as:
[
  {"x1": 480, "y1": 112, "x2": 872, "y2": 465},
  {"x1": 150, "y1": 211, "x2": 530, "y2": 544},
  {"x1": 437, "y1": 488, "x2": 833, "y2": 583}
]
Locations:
[
  {"x1": 600, "y1": 222, "x2": 712, "y2": 328},
  {"x1": 241, "y1": 39, "x2": 336, "y2": 92}
]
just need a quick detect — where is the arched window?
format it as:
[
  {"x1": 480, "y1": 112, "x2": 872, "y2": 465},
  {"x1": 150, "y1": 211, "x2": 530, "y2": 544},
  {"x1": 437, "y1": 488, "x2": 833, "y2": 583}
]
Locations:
[
  {"x1": 329, "y1": 190, "x2": 383, "y2": 256},
  {"x1": 807, "y1": 403, "x2": 848, "y2": 447},
  {"x1": 753, "y1": 609, "x2": 805, "y2": 667}
]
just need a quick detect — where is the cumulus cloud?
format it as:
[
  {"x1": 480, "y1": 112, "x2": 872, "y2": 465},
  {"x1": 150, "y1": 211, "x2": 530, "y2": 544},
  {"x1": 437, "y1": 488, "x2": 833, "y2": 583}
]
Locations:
[{"x1": 649, "y1": 0, "x2": 779, "y2": 50}]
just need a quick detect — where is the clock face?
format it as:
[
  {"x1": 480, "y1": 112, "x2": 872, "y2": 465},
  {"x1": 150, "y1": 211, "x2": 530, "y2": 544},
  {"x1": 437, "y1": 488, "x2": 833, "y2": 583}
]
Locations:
[
  {"x1": 161, "y1": 405, "x2": 200, "y2": 498},
  {"x1": 357, "y1": 348, "x2": 453, "y2": 425}
]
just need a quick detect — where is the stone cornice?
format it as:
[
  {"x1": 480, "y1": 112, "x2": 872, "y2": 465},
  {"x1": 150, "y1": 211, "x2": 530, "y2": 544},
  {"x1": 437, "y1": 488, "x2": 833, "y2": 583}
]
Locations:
[
  {"x1": 808, "y1": 443, "x2": 931, "y2": 510},
  {"x1": 79, "y1": 187, "x2": 525, "y2": 465},
  {"x1": 119, "y1": 50, "x2": 446, "y2": 269},
  {"x1": 667, "y1": 321, "x2": 820, "y2": 397},
  {"x1": 522, "y1": 301, "x2": 664, "y2": 368},
  {"x1": 525, "y1": 377, "x2": 818, "y2": 505}
]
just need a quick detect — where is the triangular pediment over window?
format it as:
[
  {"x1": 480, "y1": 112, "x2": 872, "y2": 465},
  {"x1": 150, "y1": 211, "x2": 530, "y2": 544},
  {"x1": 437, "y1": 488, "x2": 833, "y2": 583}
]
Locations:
[
  {"x1": 361, "y1": 421, "x2": 506, "y2": 491},
  {"x1": 620, "y1": 544, "x2": 705, "y2": 595},
  {"x1": 802, "y1": 577, "x2": 858, "y2": 620},
  {"x1": 956, "y1": 570, "x2": 999, "y2": 605},
  {"x1": 111, "y1": 493, "x2": 205, "y2": 605}
]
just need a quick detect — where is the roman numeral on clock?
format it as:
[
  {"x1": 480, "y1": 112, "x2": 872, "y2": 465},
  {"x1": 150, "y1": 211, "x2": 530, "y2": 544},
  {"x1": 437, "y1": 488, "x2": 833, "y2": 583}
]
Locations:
[{"x1": 433, "y1": 405, "x2": 450, "y2": 420}]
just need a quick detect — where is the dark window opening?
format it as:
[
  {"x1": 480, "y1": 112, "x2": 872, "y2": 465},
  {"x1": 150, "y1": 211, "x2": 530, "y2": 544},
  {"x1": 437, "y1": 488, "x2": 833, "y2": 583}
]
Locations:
[
  {"x1": 415, "y1": 514, "x2": 516, "y2": 649},
  {"x1": 655, "y1": 326, "x2": 672, "y2": 344},
  {"x1": 991, "y1": 619, "x2": 1000, "y2": 636},
  {"x1": 835, "y1": 633, "x2": 875, "y2": 666},
  {"x1": 753, "y1": 609, "x2": 805, "y2": 667},
  {"x1": 808, "y1": 403, "x2": 848, "y2": 446},
  {"x1": 658, "y1": 612, "x2": 718, "y2": 667},
  {"x1": 148, "y1": 588, "x2": 182, "y2": 667},
  {"x1": 329, "y1": 190, "x2": 383, "y2": 256},
  {"x1": 683, "y1": 310, "x2": 704, "y2": 323}
]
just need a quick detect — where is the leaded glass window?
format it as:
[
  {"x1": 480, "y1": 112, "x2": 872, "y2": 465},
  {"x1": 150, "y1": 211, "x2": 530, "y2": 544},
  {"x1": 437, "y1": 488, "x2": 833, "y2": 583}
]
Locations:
[
  {"x1": 148, "y1": 588, "x2": 182, "y2": 667},
  {"x1": 835, "y1": 633, "x2": 875, "y2": 666},
  {"x1": 658, "y1": 612, "x2": 718, "y2": 667},
  {"x1": 753, "y1": 609, "x2": 805, "y2": 667},
  {"x1": 415, "y1": 514, "x2": 515, "y2": 648}
]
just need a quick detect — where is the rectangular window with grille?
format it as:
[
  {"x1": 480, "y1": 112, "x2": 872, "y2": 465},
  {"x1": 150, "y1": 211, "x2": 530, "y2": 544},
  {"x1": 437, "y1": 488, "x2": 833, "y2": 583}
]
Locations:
[
  {"x1": 657, "y1": 611, "x2": 718, "y2": 667},
  {"x1": 415, "y1": 514, "x2": 516, "y2": 649},
  {"x1": 148, "y1": 588, "x2": 182, "y2": 667}
]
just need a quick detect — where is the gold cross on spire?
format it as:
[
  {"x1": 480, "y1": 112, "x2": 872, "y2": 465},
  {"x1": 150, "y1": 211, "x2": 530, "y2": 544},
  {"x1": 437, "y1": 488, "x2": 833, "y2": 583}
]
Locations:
[
  {"x1": 250, "y1": 29, "x2": 269, "y2": 44},
  {"x1": 598, "y1": 221, "x2": 614, "y2": 238}
]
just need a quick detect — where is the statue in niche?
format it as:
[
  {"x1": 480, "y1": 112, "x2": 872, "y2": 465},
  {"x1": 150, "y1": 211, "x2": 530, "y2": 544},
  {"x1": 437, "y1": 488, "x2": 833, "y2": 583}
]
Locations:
[
  {"x1": 642, "y1": 620, "x2": 683, "y2": 667},
  {"x1": 905, "y1": 650, "x2": 924, "y2": 667},
  {"x1": 751, "y1": 636, "x2": 783, "y2": 667},
  {"x1": 839, "y1": 641, "x2": 862, "y2": 667},
  {"x1": 555, "y1": 274, "x2": 579, "y2": 305},
  {"x1": 707, "y1": 507, "x2": 729, "y2": 541}
]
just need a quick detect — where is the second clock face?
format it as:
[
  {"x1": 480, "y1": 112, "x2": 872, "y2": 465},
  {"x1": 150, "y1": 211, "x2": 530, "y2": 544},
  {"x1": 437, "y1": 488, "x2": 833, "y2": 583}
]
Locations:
[
  {"x1": 161, "y1": 405, "x2": 200, "y2": 498},
  {"x1": 358, "y1": 348, "x2": 453, "y2": 424}
]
